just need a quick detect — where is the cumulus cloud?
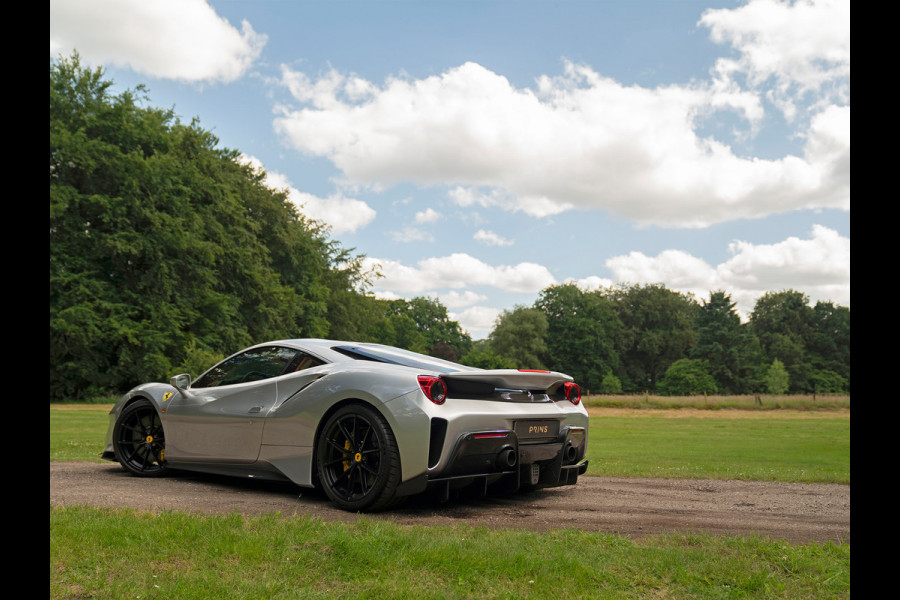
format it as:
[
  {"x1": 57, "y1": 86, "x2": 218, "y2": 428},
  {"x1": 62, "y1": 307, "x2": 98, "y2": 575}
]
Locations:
[
  {"x1": 274, "y1": 52, "x2": 848, "y2": 228},
  {"x1": 388, "y1": 208, "x2": 443, "y2": 242},
  {"x1": 241, "y1": 155, "x2": 375, "y2": 234},
  {"x1": 474, "y1": 230, "x2": 514, "y2": 247},
  {"x1": 433, "y1": 290, "x2": 489, "y2": 309},
  {"x1": 699, "y1": 0, "x2": 850, "y2": 119},
  {"x1": 50, "y1": 0, "x2": 266, "y2": 83},
  {"x1": 447, "y1": 186, "x2": 572, "y2": 218},
  {"x1": 452, "y1": 306, "x2": 502, "y2": 338},
  {"x1": 363, "y1": 253, "x2": 556, "y2": 295},
  {"x1": 604, "y1": 225, "x2": 849, "y2": 316},
  {"x1": 415, "y1": 208, "x2": 442, "y2": 224},
  {"x1": 564, "y1": 275, "x2": 616, "y2": 291}
]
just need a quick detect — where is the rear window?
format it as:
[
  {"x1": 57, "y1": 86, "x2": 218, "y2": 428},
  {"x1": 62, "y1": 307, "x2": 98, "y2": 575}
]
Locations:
[{"x1": 331, "y1": 344, "x2": 477, "y2": 374}]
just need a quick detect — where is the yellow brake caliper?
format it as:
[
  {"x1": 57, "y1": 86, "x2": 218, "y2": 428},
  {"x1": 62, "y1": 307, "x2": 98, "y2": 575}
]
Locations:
[
  {"x1": 343, "y1": 439, "x2": 352, "y2": 471},
  {"x1": 145, "y1": 435, "x2": 164, "y2": 463}
]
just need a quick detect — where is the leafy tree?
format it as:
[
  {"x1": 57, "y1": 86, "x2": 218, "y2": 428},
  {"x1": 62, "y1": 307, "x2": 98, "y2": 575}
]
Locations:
[
  {"x1": 690, "y1": 291, "x2": 760, "y2": 393},
  {"x1": 809, "y1": 369, "x2": 848, "y2": 394},
  {"x1": 808, "y1": 301, "x2": 850, "y2": 392},
  {"x1": 606, "y1": 283, "x2": 698, "y2": 392},
  {"x1": 764, "y1": 359, "x2": 790, "y2": 394},
  {"x1": 50, "y1": 54, "x2": 365, "y2": 400},
  {"x1": 534, "y1": 284, "x2": 622, "y2": 392},
  {"x1": 750, "y1": 290, "x2": 816, "y2": 392},
  {"x1": 364, "y1": 296, "x2": 471, "y2": 360},
  {"x1": 407, "y1": 296, "x2": 472, "y2": 359},
  {"x1": 657, "y1": 359, "x2": 718, "y2": 396},
  {"x1": 459, "y1": 340, "x2": 517, "y2": 369},
  {"x1": 489, "y1": 305, "x2": 548, "y2": 369}
]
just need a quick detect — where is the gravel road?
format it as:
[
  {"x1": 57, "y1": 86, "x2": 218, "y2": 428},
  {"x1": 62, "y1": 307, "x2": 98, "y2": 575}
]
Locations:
[{"x1": 50, "y1": 462, "x2": 849, "y2": 545}]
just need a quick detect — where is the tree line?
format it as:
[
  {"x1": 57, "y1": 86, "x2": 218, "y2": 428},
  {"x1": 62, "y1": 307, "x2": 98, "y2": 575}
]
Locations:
[
  {"x1": 50, "y1": 55, "x2": 848, "y2": 401},
  {"x1": 465, "y1": 284, "x2": 849, "y2": 396}
]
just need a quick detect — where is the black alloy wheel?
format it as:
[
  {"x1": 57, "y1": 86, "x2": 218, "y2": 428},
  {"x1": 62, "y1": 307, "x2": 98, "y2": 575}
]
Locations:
[
  {"x1": 316, "y1": 404, "x2": 401, "y2": 512},
  {"x1": 113, "y1": 399, "x2": 168, "y2": 477}
]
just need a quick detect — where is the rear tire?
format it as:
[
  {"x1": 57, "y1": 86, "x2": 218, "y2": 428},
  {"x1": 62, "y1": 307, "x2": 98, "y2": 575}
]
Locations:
[
  {"x1": 316, "y1": 403, "x2": 401, "y2": 512},
  {"x1": 113, "y1": 399, "x2": 168, "y2": 477}
]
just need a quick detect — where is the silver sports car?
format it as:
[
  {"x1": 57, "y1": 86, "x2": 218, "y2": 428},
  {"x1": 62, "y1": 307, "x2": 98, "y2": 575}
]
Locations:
[{"x1": 101, "y1": 339, "x2": 589, "y2": 511}]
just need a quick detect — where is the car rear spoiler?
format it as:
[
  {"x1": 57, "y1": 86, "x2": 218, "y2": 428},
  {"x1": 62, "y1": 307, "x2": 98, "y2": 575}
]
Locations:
[{"x1": 442, "y1": 369, "x2": 573, "y2": 391}]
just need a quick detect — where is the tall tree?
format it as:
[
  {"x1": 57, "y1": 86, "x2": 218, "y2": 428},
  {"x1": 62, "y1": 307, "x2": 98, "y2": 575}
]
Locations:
[
  {"x1": 690, "y1": 291, "x2": 761, "y2": 393},
  {"x1": 364, "y1": 297, "x2": 471, "y2": 360},
  {"x1": 50, "y1": 55, "x2": 363, "y2": 399},
  {"x1": 489, "y1": 305, "x2": 549, "y2": 369},
  {"x1": 606, "y1": 283, "x2": 699, "y2": 392},
  {"x1": 749, "y1": 290, "x2": 816, "y2": 392},
  {"x1": 808, "y1": 301, "x2": 851, "y2": 392},
  {"x1": 534, "y1": 284, "x2": 622, "y2": 392}
]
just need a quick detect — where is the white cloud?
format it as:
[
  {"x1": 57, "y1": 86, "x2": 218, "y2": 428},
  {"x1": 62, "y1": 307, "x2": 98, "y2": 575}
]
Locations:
[
  {"x1": 447, "y1": 186, "x2": 572, "y2": 218},
  {"x1": 699, "y1": 0, "x2": 850, "y2": 119},
  {"x1": 720, "y1": 224, "x2": 850, "y2": 290},
  {"x1": 388, "y1": 209, "x2": 442, "y2": 242},
  {"x1": 564, "y1": 275, "x2": 616, "y2": 291},
  {"x1": 389, "y1": 228, "x2": 432, "y2": 243},
  {"x1": 50, "y1": 0, "x2": 266, "y2": 83},
  {"x1": 474, "y1": 230, "x2": 514, "y2": 247},
  {"x1": 241, "y1": 155, "x2": 375, "y2": 234},
  {"x1": 363, "y1": 253, "x2": 556, "y2": 294},
  {"x1": 275, "y1": 54, "x2": 848, "y2": 228},
  {"x1": 433, "y1": 290, "x2": 489, "y2": 309},
  {"x1": 289, "y1": 191, "x2": 377, "y2": 235},
  {"x1": 452, "y1": 306, "x2": 502, "y2": 339},
  {"x1": 604, "y1": 225, "x2": 849, "y2": 317},
  {"x1": 415, "y1": 208, "x2": 442, "y2": 224}
]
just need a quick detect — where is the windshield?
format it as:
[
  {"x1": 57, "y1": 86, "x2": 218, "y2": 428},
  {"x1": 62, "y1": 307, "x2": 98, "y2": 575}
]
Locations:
[{"x1": 331, "y1": 344, "x2": 478, "y2": 374}]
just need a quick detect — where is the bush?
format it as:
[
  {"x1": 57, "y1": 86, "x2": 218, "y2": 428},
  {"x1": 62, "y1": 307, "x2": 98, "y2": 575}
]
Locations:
[
  {"x1": 658, "y1": 359, "x2": 718, "y2": 396},
  {"x1": 810, "y1": 369, "x2": 848, "y2": 393},
  {"x1": 599, "y1": 373, "x2": 623, "y2": 394}
]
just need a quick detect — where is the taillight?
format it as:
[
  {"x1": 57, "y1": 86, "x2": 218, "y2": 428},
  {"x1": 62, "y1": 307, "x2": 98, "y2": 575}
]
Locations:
[
  {"x1": 563, "y1": 382, "x2": 581, "y2": 405},
  {"x1": 418, "y1": 375, "x2": 447, "y2": 405}
]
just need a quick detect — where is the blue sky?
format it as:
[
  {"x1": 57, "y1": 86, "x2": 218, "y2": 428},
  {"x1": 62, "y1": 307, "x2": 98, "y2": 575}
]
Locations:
[{"x1": 50, "y1": 0, "x2": 850, "y2": 339}]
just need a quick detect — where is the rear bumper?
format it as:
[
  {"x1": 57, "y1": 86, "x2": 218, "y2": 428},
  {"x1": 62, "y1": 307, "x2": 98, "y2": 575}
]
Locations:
[{"x1": 401, "y1": 424, "x2": 587, "y2": 499}]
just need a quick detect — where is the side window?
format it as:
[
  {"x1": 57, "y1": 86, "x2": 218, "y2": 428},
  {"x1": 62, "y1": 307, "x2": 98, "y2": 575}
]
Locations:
[
  {"x1": 287, "y1": 352, "x2": 325, "y2": 373},
  {"x1": 193, "y1": 346, "x2": 298, "y2": 388}
]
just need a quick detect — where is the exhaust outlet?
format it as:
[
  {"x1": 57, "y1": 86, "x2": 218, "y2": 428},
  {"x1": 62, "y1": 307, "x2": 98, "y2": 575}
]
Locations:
[
  {"x1": 496, "y1": 447, "x2": 518, "y2": 469},
  {"x1": 564, "y1": 442, "x2": 577, "y2": 463}
]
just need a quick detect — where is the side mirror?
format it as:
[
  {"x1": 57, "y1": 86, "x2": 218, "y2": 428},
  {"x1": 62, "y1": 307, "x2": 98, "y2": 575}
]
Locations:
[{"x1": 170, "y1": 373, "x2": 192, "y2": 391}]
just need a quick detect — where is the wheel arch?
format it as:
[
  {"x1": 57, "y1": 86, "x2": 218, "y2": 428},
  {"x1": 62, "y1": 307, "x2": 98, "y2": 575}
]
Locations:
[
  {"x1": 310, "y1": 397, "x2": 388, "y2": 487},
  {"x1": 115, "y1": 383, "x2": 177, "y2": 420},
  {"x1": 315, "y1": 392, "x2": 431, "y2": 490},
  {"x1": 110, "y1": 395, "x2": 169, "y2": 476}
]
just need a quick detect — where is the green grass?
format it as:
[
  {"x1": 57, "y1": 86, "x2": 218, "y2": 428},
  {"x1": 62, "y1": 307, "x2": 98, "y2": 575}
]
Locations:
[
  {"x1": 51, "y1": 506, "x2": 849, "y2": 599},
  {"x1": 585, "y1": 415, "x2": 849, "y2": 484},
  {"x1": 50, "y1": 404, "x2": 111, "y2": 461},
  {"x1": 50, "y1": 404, "x2": 850, "y2": 599},
  {"x1": 583, "y1": 393, "x2": 850, "y2": 411}
]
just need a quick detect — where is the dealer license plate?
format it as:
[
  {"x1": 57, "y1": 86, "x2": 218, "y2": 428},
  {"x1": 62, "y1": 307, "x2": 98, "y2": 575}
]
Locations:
[{"x1": 514, "y1": 420, "x2": 559, "y2": 440}]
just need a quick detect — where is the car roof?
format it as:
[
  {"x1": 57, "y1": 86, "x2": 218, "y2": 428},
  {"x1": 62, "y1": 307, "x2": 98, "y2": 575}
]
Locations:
[{"x1": 259, "y1": 338, "x2": 476, "y2": 373}]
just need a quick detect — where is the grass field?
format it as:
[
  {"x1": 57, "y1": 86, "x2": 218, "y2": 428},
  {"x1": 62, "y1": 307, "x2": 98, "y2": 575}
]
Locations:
[
  {"x1": 583, "y1": 393, "x2": 850, "y2": 411},
  {"x1": 50, "y1": 402, "x2": 850, "y2": 599}
]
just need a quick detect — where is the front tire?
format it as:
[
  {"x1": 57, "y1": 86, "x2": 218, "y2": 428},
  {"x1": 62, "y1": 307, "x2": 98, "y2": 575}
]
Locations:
[
  {"x1": 316, "y1": 403, "x2": 401, "y2": 512},
  {"x1": 113, "y1": 399, "x2": 168, "y2": 477}
]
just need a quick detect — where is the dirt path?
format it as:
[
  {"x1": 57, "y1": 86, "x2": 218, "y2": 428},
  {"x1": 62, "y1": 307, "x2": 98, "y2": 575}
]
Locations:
[{"x1": 50, "y1": 462, "x2": 849, "y2": 545}]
